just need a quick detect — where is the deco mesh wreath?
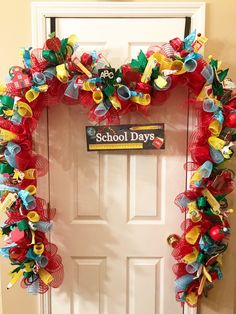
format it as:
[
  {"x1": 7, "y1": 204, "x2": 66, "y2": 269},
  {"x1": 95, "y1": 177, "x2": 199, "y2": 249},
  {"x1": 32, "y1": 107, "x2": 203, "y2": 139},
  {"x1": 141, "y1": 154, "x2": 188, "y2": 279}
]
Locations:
[{"x1": 0, "y1": 30, "x2": 235, "y2": 307}]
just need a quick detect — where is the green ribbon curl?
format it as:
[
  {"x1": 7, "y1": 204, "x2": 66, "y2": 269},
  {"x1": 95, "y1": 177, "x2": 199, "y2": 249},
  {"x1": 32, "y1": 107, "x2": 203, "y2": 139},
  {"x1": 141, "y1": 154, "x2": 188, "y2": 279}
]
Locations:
[{"x1": 0, "y1": 164, "x2": 14, "y2": 174}]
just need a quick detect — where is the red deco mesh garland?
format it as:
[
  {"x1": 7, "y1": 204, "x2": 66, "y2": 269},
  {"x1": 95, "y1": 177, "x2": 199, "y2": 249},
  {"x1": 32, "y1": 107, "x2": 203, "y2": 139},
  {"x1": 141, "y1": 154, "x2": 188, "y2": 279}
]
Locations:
[{"x1": 0, "y1": 31, "x2": 235, "y2": 306}]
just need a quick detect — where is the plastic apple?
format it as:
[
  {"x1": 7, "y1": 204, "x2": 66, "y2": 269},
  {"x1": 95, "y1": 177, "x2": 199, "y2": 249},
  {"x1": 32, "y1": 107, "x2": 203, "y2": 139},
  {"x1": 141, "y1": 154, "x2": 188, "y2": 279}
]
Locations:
[
  {"x1": 46, "y1": 37, "x2": 61, "y2": 52},
  {"x1": 225, "y1": 113, "x2": 236, "y2": 128},
  {"x1": 209, "y1": 226, "x2": 225, "y2": 241}
]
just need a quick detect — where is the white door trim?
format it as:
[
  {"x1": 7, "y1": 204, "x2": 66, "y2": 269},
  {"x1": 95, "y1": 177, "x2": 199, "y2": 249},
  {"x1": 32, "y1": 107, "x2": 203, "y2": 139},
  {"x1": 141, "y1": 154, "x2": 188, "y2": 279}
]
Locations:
[
  {"x1": 31, "y1": 2, "x2": 205, "y2": 314},
  {"x1": 31, "y1": 1, "x2": 206, "y2": 47}
]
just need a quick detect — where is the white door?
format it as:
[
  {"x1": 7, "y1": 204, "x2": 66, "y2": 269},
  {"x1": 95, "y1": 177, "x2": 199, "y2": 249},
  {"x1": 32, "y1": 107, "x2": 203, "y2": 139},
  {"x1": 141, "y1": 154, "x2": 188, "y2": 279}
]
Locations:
[
  {"x1": 0, "y1": 3, "x2": 207, "y2": 314},
  {"x1": 47, "y1": 17, "x2": 188, "y2": 314}
]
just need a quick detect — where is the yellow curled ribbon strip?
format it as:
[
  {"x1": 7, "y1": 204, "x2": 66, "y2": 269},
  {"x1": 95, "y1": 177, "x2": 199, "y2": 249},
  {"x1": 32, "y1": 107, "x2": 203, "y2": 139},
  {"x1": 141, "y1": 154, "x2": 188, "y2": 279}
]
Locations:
[
  {"x1": 208, "y1": 136, "x2": 226, "y2": 150},
  {"x1": 154, "y1": 76, "x2": 168, "y2": 89},
  {"x1": 25, "y1": 185, "x2": 37, "y2": 195},
  {"x1": 202, "y1": 188, "x2": 221, "y2": 213},
  {"x1": 24, "y1": 169, "x2": 36, "y2": 180},
  {"x1": 208, "y1": 119, "x2": 222, "y2": 136},
  {"x1": 203, "y1": 266, "x2": 212, "y2": 282},
  {"x1": 24, "y1": 262, "x2": 33, "y2": 272},
  {"x1": 197, "y1": 85, "x2": 208, "y2": 101},
  {"x1": 83, "y1": 81, "x2": 95, "y2": 91},
  {"x1": 33, "y1": 243, "x2": 44, "y2": 255},
  {"x1": 3, "y1": 109, "x2": 14, "y2": 117},
  {"x1": 153, "y1": 52, "x2": 173, "y2": 72},
  {"x1": 182, "y1": 247, "x2": 199, "y2": 264},
  {"x1": 187, "y1": 201, "x2": 198, "y2": 212},
  {"x1": 13, "y1": 169, "x2": 24, "y2": 181},
  {"x1": 27, "y1": 211, "x2": 40, "y2": 222},
  {"x1": 130, "y1": 94, "x2": 151, "y2": 106},
  {"x1": 25, "y1": 89, "x2": 40, "y2": 103},
  {"x1": 0, "y1": 128, "x2": 17, "y2": 141},
  {"x1": 92, "y1": 90, "x2": 103, "y2": 104},
  {"x1": 171, "y1": 60, "x2": 186, "y2": 75},
  {"x1": 186, "y1": 292, "x2": 198, "y2": 306},
  {"x1": 198, "y1": 266, "x2": 213, "y2": 295},
  {"x1": 198, "y1": 275, "x2": 206, "y2": 295},
  {"x1": 185, "y1": 226, "x2": 201, "y2": 245},
  {"x1": 68, "y1": 34, "x2": 78, "y2": 47},
  {"x1": 38, "y1": 268, "x2": 54, "y2": 285},
  {"x1": 190, "y1": 170, "x2": 202, "y2": 183},
  {"x1": 56, "y1": 64, "x2": 69, "y2": 83},
  {"x1": 216, "y1": 254, "x2": 223, "y2": 266},
  {"x1": 37, "y1": 84, "x2": 48, "y2": 92},
  {"x1": 31, "y1": 230, "x2": 35, "y2": 244},
  {"x1": 187, "y1": 201, "x2": 202, "y2": 222},
  {"x1": 0, "y1": 84, "x2": 6, "y2": 95},
  {"x1": 109, "y1": 95, "x2": 121, "y2": 110},
  {"x1": 17, "y1": 101, "x2": 33, "y2": 117}
]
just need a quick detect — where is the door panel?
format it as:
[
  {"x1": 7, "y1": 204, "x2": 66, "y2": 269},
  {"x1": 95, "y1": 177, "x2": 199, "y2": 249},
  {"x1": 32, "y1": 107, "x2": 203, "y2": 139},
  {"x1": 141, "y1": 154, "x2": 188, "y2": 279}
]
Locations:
[
  {"x1": 47, "y1": 16, "x2": 188, "y2": 314},
  {"x1": 56, "y1": 18, "x2": 186, "y2": 68}
]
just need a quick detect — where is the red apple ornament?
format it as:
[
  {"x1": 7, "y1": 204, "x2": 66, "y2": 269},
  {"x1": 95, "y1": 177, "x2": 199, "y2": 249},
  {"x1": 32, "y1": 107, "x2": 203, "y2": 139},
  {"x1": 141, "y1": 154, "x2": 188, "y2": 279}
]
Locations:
[
  {"x1": 46, "y1": 37, "x2": 61, "y2": 52},
  {"x1": 209, "y1": 226, "x2": 225, "y2": 241},
  {"x1": 225, "y1": 113, "x2": 236, "y2": 128}
]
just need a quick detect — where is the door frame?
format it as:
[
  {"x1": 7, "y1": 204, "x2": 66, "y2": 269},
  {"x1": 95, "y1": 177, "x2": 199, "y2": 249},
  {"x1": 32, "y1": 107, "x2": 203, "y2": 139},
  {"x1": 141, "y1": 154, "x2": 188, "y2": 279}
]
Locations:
[{"x1": 31, "y1": 2, "x2": 206, "y2": 314}]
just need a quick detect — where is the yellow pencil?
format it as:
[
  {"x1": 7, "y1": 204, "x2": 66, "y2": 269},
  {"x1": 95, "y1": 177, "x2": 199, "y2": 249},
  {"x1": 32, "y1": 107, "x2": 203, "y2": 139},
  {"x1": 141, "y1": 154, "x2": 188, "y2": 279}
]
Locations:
[{"x1": 129, "y1": 125, "x2": 162, "y2": 131}]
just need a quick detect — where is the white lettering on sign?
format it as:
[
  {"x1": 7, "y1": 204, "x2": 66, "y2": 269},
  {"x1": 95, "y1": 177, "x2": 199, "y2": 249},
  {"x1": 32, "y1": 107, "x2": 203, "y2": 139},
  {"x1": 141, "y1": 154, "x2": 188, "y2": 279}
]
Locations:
[
  {"x1": 96, "y1": 132, "x2": 155, "y2": 143},
  {"x1": 130, "y1": 132, "x2": 155, "y2": 142},
  {"x1": 100, "y1": 70, "x2": 114, "y2": 80}
]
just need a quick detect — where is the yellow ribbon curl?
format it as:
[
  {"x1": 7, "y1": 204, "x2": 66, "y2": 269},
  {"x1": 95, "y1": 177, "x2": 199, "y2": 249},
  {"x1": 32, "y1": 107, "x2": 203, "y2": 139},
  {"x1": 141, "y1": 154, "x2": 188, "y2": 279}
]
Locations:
[
  {"x1": 17, "y1": 101, "x2": 33, "y2": 117},
  {"x1": 25, "y1": 89, "x2": 40, "y2": 103},
  {"x1": 208, "y1": 119, "x2": 222, "y2": 136},
  {"x1": 92, "y1": 90, "x2": 103, "y2": 104},
  {"x1": 25, "y1": 185, "x2": 37, "y2": 195},
  {"x1": 82, "y1": 81, "x2": 96, "y2": 91},
  {"x1": 185, "y1": 226, "x2": 201, "y2": 245},
  {"x1": 186, "y1": 292, "x2": 198, "y2": 306},
  {"x1": 131, "y1": 94, "x2": 151, "y2": 106},
  {"x1": 208, "y1": 136, "x2": 226, "y2": 150},
  {"x1": 38, "y1": 268, "x2": 54, "y2": 285},
  {"x1": 27, "y1": 211, "x2": 40, "y2": 222},
  {"x1": 56, "y1": 64, "x2": 69, "y2": 83},
  {"x1": 182, "y1": 247, "x2": 199, "y2": 264},
  {"x1": 109, "y1": 95, "x2": 121, "y2": 110},
  {"x1": 33, "y1": 243, "x2": 44, "y2": 255},
  {"x1": 0, "y1": 128, "x2": 17, "y2": 141}
]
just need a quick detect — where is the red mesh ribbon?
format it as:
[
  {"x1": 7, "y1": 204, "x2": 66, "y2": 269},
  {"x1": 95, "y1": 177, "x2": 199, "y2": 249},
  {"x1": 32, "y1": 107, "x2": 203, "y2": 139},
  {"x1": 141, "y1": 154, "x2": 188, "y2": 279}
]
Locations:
[{"x1": 0, "y1": 33, "x2": 234, "y2": 305}]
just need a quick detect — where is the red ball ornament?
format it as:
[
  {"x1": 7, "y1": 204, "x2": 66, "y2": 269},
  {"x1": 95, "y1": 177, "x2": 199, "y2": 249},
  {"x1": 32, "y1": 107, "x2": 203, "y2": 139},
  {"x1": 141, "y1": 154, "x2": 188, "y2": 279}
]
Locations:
[
  {"x1": 225, "y1": 113, "x2": 236, "y2": 128},
  {"x1": 209, "y1": 226, "x2": 225, "y2": 241}
]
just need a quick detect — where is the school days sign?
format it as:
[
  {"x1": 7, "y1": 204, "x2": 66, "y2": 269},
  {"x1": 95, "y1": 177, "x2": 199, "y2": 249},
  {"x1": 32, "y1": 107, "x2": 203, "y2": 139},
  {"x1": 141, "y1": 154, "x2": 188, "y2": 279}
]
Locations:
[{"x1": 86, "y1": 123, "x2": 165, "y2": 151}]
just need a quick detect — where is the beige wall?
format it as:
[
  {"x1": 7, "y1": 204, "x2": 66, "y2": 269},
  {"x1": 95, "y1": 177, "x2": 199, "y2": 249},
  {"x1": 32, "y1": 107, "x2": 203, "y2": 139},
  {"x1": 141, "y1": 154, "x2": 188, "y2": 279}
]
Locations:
[{"x1": 0, "y1": 1, "x2": 236, "y2": 314}]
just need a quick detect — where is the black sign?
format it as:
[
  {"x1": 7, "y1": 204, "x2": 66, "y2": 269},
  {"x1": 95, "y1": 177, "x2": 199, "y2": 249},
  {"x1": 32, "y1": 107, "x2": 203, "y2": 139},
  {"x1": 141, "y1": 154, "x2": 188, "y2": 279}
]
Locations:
[
  {"x1": 86, "y1": 123, "x2": 165, "y2": 151},
  {"x1": 98, "y1": 68, "x2": 115, "y2": 81}
]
